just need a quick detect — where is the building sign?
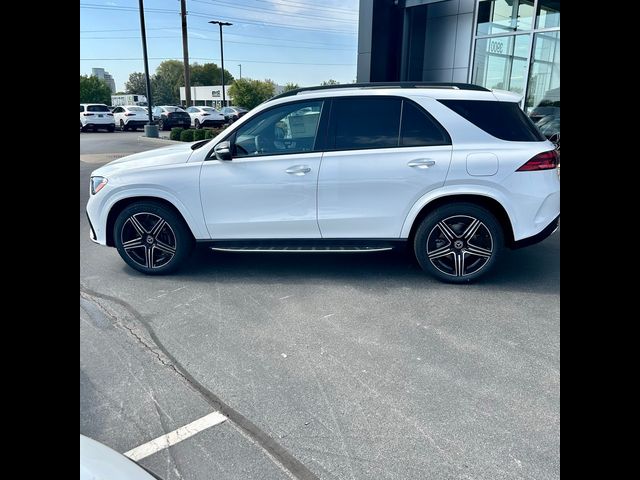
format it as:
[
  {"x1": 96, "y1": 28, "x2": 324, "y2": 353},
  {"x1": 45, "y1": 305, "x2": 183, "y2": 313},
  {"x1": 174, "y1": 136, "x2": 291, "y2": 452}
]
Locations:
[{"x1": 211, "y1": 89, "x2": 222, "y2": 98}]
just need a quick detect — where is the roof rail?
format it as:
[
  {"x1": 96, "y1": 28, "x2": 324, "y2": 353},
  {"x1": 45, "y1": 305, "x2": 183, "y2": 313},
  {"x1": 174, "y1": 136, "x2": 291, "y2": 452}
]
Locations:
[{"x1": 272, "y1": 81, "x2": 490, "y2": 100}]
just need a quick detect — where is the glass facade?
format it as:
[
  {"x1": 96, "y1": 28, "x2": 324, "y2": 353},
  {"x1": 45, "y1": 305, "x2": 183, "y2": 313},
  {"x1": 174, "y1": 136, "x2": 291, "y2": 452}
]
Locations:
[{"x1": 472, "y1": 0, "x2": 560, "y2": 146}]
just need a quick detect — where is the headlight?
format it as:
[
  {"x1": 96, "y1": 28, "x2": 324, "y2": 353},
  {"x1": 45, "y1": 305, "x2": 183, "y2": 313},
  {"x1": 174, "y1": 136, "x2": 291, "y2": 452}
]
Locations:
[{"x1": 90, "y1": 176, "x2": 108, "y2": 195}]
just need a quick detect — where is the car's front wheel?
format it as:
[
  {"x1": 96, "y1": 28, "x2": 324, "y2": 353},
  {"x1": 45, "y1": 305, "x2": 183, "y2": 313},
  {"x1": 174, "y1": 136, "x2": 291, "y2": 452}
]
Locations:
[
  {"x1": 194, "y1": 119, "x2": 201, "y2": 129},
  {"x1": 413, "y1": 203, "x2": 503, "y2": 283},
  {"x1": 120, "y1": 120, "x2": 127, "y2": 132},
  {"x1": 114, "y1": 202, "x2": 194, "y2": 275},
  {"x1": 158, "y1": 119, "x2": 166, "y2": 131}
]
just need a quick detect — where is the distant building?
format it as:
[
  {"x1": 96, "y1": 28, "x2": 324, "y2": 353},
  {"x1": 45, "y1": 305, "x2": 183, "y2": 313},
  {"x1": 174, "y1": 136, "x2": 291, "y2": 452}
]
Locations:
[
  {"x1": 92, "y1": 67, "x2": 116, "y2": 93},
  {"x1": 180, "y1": 84, "x2": 285, "y2": 108}
]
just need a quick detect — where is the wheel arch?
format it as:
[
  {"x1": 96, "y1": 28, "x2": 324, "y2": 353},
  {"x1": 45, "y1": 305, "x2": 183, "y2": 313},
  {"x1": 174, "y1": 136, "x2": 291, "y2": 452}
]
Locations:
[
  {"x1": 405, "y1": 194, "x2": 515, "y2": 248},
  {"x1": 105, "y1": 196, "x2": 195, "y2": 247}
]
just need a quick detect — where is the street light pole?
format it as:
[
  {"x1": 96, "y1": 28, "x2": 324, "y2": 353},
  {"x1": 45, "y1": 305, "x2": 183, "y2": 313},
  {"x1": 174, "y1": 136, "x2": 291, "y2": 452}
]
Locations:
[
  {"x1": 209, "y1": 20, "x2": 232, "y2": 108},
  {"x1": 138, "y1": 0, "x2": 157, "y2": 137},
  {"x1": 238, "y1": 64, "x2": 242, "y2": 79}
]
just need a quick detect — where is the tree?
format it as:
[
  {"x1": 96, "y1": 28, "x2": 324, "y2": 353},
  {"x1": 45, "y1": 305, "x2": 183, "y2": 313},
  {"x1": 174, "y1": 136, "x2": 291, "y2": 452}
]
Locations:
[
  {"x1": 321, "y1": 79, "x2": 340, "y2": 86},
  {"x1": 190, "y1": 63, "x2": 234, "y2": 86},
  {"x1": 151, "y1": 74, "x2": 175, "y2": 105},
  {"x1": 228, "y1": 78, "x2": 276, "y2": 110},
  {"x1": 154, "y1": 60, "x2": 184, "y2": 104},
  {"x1": 125, "y1": 72, "x2": 147, "y2": 94},
  {"x1": 80, "y1": 75, "x2": 111, "y2": 104},
  {"x1": 283, "y1": 82, "x2": 299, "y2": 92}
]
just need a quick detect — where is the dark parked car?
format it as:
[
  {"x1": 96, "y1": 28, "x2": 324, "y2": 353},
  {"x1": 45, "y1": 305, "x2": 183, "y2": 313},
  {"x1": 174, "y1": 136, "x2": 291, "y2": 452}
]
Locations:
[
  {"x1": 152, "y1": 106, "x2": 191, "y2": 131},
  {"x1": 221, "y1": 106, "x2": 248, "y2": 123}
]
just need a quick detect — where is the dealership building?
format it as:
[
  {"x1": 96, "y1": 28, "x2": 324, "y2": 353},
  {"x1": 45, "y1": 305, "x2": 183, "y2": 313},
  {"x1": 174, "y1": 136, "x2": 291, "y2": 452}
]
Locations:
[{"x1": 357, "y1": 0, "x2": 559, "y2": 118}]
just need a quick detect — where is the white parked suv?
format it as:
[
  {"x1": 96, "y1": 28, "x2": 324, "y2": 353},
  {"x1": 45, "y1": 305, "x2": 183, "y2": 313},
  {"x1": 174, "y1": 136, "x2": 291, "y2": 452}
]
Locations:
[
  {"x1": 111, "y1": 105, "x2": 149, "y2": 131},
  {"x1": 185, "y1": 106, "x2": 226, "y2": 129},
  {"x1": 86, "y1": 83, "x2": 560, "y2": 282},
  {"x1": 80, "y1": 103, "x2": 115, "y2": 132}
]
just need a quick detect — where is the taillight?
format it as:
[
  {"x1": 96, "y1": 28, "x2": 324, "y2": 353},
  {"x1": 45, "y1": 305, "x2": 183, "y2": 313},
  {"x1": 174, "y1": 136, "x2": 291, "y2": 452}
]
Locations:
[
  {"x1": 201, "y1": 113, "x2": 210, "y2": 116},
  {"x1": 516, "y1": 150, "x2": 559, "y2": 171},
  {"x1": 83, "y1": 113, "x2": 94, "y2": 116},
  {"x1": 107, "y1": 113, "x2": 114, "y2": 116},
  {"x1": 125, "y1": 113, "x2": 135, "y2": 116}
]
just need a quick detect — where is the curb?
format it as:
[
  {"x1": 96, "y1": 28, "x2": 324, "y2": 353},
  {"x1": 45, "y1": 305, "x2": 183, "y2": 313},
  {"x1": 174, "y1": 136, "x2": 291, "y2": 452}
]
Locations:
[{"x1": 137, "y1": 136, "x2": 182, "y2": 145}]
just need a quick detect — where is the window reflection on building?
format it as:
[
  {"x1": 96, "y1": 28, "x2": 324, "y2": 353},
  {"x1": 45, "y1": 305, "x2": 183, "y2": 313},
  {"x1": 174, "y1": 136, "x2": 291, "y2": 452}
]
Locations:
[{"x1": 472, "y1": 0, "x2": 559, "y2": 150}]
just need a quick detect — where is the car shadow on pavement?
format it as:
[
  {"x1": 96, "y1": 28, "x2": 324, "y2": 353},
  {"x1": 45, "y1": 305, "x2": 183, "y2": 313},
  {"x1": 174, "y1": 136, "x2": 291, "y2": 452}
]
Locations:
[{"x1": 167, "y1": 233, "x2": 559, "y2": 295}]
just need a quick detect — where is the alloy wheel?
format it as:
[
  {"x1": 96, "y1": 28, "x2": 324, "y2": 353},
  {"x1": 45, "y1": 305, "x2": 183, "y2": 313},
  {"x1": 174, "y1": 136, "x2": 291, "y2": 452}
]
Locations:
[
  {"x1": 426, "y1": 215, "x2": 493, "y2": 278},
  {"x1": 120, "y1": 212, "x2": 177, "y2": 269}
]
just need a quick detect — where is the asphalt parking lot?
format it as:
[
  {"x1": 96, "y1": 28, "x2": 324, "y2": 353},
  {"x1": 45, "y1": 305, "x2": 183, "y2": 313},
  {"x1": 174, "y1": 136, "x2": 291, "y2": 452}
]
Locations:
[{"x1": 80, "y1": 131, "x2": 560, "y2": 480}]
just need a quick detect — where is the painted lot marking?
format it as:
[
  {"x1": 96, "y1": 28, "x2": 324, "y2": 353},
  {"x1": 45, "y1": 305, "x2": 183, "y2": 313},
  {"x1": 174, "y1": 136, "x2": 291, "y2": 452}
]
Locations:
[{"x1": 124, "y1": 411, "x2": 228, "y2": 461}]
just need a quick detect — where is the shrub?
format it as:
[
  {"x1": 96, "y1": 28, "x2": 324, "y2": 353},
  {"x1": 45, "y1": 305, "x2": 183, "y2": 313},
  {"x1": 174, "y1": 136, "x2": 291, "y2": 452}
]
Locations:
[
  {"x1": 170, "y1": 127, "x2": 184, "y2": 141},
  {"x1": 193, "y1": 129, "x2": 206, "y2": 141},
  {"x1": 180, "y1": 129, "x2": 195, "y2": 142},
  {"x1": 204, "y1": 129, "x2": 215, "y2": 139}
]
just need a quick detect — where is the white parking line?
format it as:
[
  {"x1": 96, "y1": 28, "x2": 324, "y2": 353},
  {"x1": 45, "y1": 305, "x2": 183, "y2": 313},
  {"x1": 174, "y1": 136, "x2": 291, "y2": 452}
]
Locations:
[{"x1": 124, "y1": 411, "x2": 228, "y2": 461}]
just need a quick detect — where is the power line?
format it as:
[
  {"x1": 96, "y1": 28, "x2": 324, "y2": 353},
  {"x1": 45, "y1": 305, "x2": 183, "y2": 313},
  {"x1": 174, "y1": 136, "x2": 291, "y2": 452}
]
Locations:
[
  {"x1": 81, "y1": 57, "x2": 355, "y2": 66},
  {"x1": 80, "y1": 27, "x2": 355, "y2": 47},
  {"x1": 190, "y1": 0, "x2": 356, "y2": 24},
  {"x1": 187, "y1": 11, "x2": 355, "y2": 34},
  {"x1": 248, "y1": 0, "x2": 358, "y2": 15},
  {"x1": 80, "y1": 4, "x2": 355, "y2": 35},
  {"x1": 80, "y1": 35, "x2": 354, "y2": 51}
]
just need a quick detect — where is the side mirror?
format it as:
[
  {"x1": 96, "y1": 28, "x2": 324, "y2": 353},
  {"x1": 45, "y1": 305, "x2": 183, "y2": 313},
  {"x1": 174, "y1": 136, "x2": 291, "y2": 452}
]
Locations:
[{"x1": 214, "y1": 141, "x2": 232, "y2": 161}]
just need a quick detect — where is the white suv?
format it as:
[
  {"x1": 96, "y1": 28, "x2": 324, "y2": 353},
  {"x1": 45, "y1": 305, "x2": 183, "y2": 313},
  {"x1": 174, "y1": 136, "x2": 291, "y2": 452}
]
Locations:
[
  {"x1": 80, "y1": 104, "x2": 115, "y2": 132},
  {"x1": 86, "y1": 83, "x2": 560, "y2": 282},
  {"x1": 111, "y1": 105, "x2": 149, "y2": 131}
]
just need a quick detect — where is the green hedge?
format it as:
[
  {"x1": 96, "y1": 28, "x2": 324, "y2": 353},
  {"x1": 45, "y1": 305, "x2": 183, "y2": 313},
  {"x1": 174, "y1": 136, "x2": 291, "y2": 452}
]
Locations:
[
  {"x1": 180, "y1": 129, "x2": 195, "y2": 142},
  {"x1": 205, "y1": 128, "x2": 225, "y2": 139},
  {"x1": 193, "y1": 129, "x2": 207, "y2": 141},
  {"x1": 170, "y1": 127, "x2": 184, "y2": 141}
]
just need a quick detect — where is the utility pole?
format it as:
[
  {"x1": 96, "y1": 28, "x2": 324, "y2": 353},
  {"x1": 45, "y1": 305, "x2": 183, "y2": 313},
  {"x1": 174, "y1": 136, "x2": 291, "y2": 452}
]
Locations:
[
  {"x1": 180, "y1": 0, "x2": 191, "y2": 107},
  {"x1": 138, "y1": 0, "x2": 157, "y2": 137},
  {"x1": 238, "y1": 64, "x2": 242, "y2": 79},
  {"x1": 209, "y1": 20, "x2": 232, "y2": 107}
]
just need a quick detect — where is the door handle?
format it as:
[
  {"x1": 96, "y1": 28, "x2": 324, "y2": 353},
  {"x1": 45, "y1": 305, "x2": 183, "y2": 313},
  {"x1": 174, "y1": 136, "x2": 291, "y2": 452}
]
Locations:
[
  {"x1": 408, "y1": 159, "x2": 436, "y2": 169},
  {"x1": 285, "y1": 165, "x2": 311, "y2": 175}
]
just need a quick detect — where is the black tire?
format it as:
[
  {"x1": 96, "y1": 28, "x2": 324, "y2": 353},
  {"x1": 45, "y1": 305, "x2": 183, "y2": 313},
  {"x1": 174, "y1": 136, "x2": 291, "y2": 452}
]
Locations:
[
  {"x1": 413, "y1": 203, "x2": 503, "y2": 283},
  {"x1": 107, "y1": 125, "x2": 115, "y2": 132},
  {"x1": 80, "y1": 122, "x2": 85, "y2": 132},
  {"x1": 120, "y1": 120, "x2": 127, "y2": 132},
  {"x1": 158, "y1": 119, "x2": 166, "y2": 131},
  {"x1": 194, "y1": 119, "x2": 201, "y2": 129},
  {"x1": 114, "y1": 201, "x2": 194, "y2": 275}
]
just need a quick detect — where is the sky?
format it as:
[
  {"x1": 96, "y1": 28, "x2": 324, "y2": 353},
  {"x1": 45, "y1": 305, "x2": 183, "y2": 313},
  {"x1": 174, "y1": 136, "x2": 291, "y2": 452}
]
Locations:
[{"x1": 80, "y1": 0, "x2": 360, "y2": 92}]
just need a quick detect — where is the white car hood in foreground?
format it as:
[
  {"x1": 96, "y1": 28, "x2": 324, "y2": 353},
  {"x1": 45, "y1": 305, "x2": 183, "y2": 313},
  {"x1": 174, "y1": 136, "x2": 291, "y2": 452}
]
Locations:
[
  {"x1": 93, "y1": 142, "x2": 199, "y2": 177},
  {"x1": 80, "y1": 434, "x2": 158, "y2": 480}
]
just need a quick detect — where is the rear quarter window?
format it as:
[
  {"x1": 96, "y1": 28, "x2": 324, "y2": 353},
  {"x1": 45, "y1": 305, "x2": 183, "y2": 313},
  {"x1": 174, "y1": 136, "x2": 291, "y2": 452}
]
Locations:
[{"x1": 438, "y1": 99, "x2": 545, "y2": 142}]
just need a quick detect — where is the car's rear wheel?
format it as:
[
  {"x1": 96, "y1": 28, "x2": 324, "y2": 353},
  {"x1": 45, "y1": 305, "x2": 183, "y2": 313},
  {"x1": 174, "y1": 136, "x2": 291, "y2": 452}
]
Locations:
[
  {"x1": 114, "y1": 202, "x2": 194, "y2": 275},
  {"x1": 413, "y1": 203, "x2": 503, "y2": 283},
  {"x1": 158, "y1": 119, "x2": 165, "y2": 131}
]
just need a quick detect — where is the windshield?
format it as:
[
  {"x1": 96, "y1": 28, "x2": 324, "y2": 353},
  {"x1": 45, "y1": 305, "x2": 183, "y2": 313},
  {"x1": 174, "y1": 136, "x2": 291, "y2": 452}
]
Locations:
[{"x1": 164, "y1": 106, "x2": 185, "y2": 112}]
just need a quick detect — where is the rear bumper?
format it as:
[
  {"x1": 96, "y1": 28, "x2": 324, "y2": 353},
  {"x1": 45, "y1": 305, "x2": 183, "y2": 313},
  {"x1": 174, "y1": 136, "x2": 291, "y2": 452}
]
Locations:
[
  {"x1": 201, "y1": 119, "x2": 225, "y2": 127},
  {"x1": 511, "y1": 215, "x2": 559, "y2": 249}
]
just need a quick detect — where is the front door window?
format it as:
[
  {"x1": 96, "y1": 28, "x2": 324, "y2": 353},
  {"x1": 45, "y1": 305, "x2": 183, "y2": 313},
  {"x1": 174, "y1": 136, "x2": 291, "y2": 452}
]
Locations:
[{"x1": 233, "y1": 101, "x2": 323, "y2": 158}]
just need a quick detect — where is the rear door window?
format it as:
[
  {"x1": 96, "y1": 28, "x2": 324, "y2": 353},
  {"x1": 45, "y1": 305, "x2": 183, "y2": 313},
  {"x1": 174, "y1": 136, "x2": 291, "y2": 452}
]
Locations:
[
  {"x1": 400, "y1": 100, "x2": 451, "y2": 146},
  {"x1": 329, "y1": 97, "x2": 401, "y2": 150},
  {"x1": 438, "y1": 99, "x2": 545, "y2": 141}
]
